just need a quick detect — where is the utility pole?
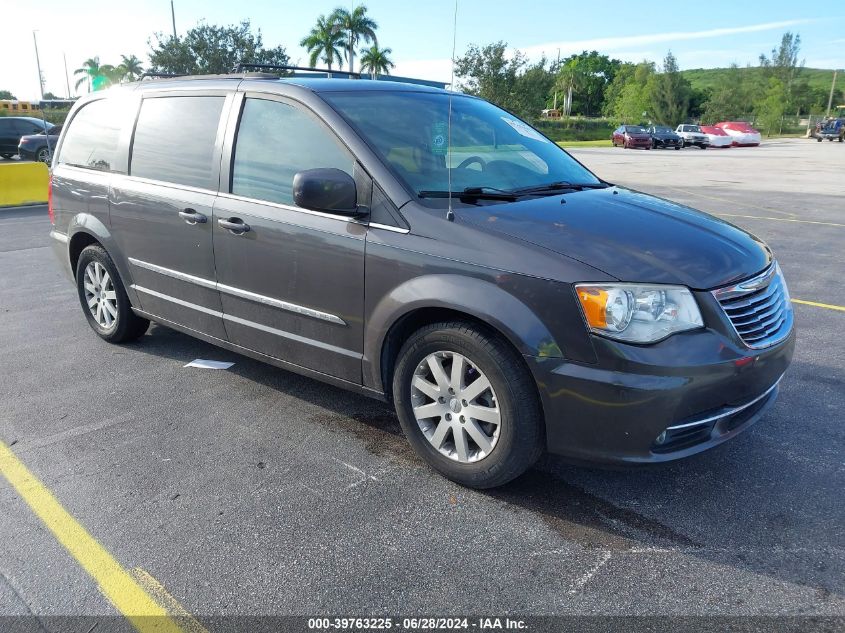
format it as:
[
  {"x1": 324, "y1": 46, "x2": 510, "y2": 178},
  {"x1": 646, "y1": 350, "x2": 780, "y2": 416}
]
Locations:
[
  {"x1": 170, "y1": 0, "x2": 177, "y2": 39},
  {"x1": 825, "y1": 69, "x2": 838, "y2": 117},
  {"x1": 33, "y1": 31, "x2": 45, "y2": 100},
  {"x1": 63, "y1": 53, "x2": 71, "y2": 98}
]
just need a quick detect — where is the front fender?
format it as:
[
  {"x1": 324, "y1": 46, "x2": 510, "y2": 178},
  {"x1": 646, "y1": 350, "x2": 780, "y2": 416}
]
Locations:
[{"x1": 363, "y1": 273, "x2": 585, "y2": 393}]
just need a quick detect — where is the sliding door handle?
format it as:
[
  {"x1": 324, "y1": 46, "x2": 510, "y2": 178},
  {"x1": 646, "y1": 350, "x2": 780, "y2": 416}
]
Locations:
[{"x1": 178, "y1": 208, "x2": 207, "y2": 224}]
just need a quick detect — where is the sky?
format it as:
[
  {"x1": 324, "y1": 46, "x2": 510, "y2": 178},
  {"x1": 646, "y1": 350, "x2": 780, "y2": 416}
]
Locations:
[{"x1": 2, "y1": 0, "x2": 843, "y2": 101}]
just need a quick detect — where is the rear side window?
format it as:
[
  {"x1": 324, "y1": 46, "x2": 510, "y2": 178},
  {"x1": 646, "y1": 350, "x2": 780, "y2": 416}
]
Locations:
[
  {"x1": 131, "y1": 96, "x2": 224, "y2": 190},
  {"x1": 58, "y1": 100, "x2": 122, "y2": 172},
  {"x1": 231, "y1": 98, "x2": 353, "y2": 206}
]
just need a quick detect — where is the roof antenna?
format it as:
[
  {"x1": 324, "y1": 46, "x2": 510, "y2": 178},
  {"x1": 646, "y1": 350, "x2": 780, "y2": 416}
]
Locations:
[{"x1": 446, "y1": 0, "x2": 458, "y2": 222}]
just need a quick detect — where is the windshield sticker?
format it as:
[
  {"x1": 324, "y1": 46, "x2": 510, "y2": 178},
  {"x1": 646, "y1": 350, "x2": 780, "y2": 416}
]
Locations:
[
  {"x1": 501, "y1": 117, "x2": 550, "y2": 143},
  {"x1": 431, "y1": 121, "x2": 448, "y2": 156}
]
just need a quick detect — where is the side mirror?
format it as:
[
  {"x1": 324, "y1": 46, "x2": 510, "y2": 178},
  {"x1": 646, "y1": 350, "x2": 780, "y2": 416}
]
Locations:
[{"x1": 293, "y1": 168, "x2": 364, "y2": 217}]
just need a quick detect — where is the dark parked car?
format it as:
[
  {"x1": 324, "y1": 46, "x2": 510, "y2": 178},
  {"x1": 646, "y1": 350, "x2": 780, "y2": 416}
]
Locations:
[
  {"x1": 18, "y1": 124, "x2": 62, "y2": 162},
  {"x1": 646, "y1": 125, "x2": 682, "y2": 149},
  {"x1": 0, "y1": 116, "x2": 52, "y2": 158},
  {"x1": 48, "y1": 76, "x2": 794, "y2": 488},
  {"x1": 612, "y1": 125, "x2": 652, "y2": 149}
]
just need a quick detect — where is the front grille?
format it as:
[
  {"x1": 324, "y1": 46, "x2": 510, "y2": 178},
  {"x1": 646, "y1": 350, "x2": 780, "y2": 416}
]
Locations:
[{"x1": 713, "y1": 263, "x2": 793, "y2": 348}]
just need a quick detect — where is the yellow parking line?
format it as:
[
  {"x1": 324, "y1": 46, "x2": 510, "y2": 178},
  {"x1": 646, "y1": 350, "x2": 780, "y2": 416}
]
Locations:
[
  {"x1": 0, "y1": 441, "x2": 198, "y2": 633},
  {"x1": 716, "y1": 213, "x2": 845, "y2": 227},
  {"x1": 791, "y1": 299, "x2": 845, "y2": 312}
]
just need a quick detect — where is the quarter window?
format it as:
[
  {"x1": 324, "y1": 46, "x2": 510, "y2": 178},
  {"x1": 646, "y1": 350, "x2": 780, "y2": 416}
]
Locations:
[
  {"x1": 231, "y1": 98, "x2": 354, "y2": 206},
  {"x1": 131, "y1": 96, "x2": 224, "y2": 190},
  {"x1": 58, "y1": 99, "x2": 122, "y2": 172}
]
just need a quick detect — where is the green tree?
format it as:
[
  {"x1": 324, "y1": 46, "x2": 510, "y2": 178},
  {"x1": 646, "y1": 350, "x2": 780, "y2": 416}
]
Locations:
[
  {"x1": 455, "y1": 41, "x2": 526, "y2": 115},
  {"x1": 0, "y1": 90, "x2": 16, "y2": 100},
  {"x1": 755, "y1": 78, "x2": 786, "y2": 137},
  {"x1": 330, "y1": 5, "x2": 378, "y2": 74},
  {"x1": 515, "y1": 57, "x2": 555, "y2": 118},
  {"x1": 553, "y1": 51, "x2": 621, "y2": 116},
  {"x1": 74, "y1": 57, "x2": 101, "y2": 92},
  {"x1": 759, "y1": 32, "x2": 803, "y2": 111},
  {"x1": 611, "y1": 62, "x2": 655, "y2": 123},
  {"x1": 700, "y1": 64, "x2": 752, "y2": 123},
  {"x1": 119, "y1": 54, "x2": 144, "y2": 80},
  {"x1": 301, "y1": 14, "x2": 345, "y2": 70},
  {"x1": 359, "y1": 44, "x2": 394, "y2": 79},
  {"x1": 148, "y1": 21, "x2": 289, "y2": 75},
  {"x1": 649, "y1": 51, "x2": 692, "y2": 124},
  {"x1": 602, "y1": 62, "x2": 635, "y2": 116}
]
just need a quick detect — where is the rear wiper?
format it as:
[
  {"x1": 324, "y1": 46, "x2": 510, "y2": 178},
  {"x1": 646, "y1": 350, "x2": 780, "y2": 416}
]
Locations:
[
  {"x1": 418, "y1": 187, "x2": 519, "y2": 202},
  {"x1": 511, "y1": 181, "x2": 610, "y2": 195}
]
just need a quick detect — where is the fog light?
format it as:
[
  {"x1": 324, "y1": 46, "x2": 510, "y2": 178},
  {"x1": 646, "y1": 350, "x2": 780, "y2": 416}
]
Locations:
[{"x1": 655, "y1": 431, "x2": 667, "y2": 445}]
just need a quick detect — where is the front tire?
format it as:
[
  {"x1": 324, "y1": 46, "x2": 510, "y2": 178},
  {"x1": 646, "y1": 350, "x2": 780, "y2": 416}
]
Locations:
[
  {"x1": 76, "y1": 245, "x2": 149, "y2": 343},
  {"x1": 392, "y1": 322, "x2": 544, "y2": 489}
]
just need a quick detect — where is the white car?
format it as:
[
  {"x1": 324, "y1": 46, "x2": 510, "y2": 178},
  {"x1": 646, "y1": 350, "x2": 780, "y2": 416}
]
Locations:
[
  {"x1": 700, "y1": 126, "x2": 733, "y2": 148},
  {"x1": 674, "y1": 124, "x2": 709, "y2": 149},
  {"x1": 715, "y1": 121, "x2": 761, "y2": 147}
]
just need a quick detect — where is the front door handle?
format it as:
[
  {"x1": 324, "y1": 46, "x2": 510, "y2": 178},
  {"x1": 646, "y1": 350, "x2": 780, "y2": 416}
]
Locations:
[
  {"x1": 218, "y1": 217, "x2": 251, "y2": 234},
  {"x1": 178, "y1": 208, "x2": 207, "y2": 224}
]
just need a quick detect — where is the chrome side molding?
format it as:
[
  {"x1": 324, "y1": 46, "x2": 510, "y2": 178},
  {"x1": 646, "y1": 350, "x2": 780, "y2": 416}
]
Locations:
[{"x1": 128, "y1": 257, "x2": 346, "y2": 325}]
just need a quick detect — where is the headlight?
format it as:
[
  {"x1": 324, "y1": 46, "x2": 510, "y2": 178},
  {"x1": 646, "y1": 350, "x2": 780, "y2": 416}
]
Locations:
[{"x1": 575, "y1": 283, "x2": 704, "y2": 343}]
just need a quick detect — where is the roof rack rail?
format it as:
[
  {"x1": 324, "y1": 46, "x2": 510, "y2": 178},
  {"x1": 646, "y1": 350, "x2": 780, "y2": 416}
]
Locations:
[
  {"x1": 139, "y1": 72, "x2": 187, "y2": 80},
  {"x1": 232, "y1": 62, "x2": 362, "y2": 78}
]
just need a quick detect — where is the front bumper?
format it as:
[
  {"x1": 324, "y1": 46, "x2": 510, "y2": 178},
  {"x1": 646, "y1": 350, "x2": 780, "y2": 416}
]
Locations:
[
  {"x1": 528, "y1": 307, "x2": 795, "y2": 465},
  {"x1": 654, "y1": 138, "x2": 681, "y2": 148}
]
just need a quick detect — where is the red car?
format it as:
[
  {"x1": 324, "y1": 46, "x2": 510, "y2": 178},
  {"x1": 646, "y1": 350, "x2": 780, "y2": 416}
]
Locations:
[
  {"x1": 715, "y1": 121, "x2": 761, "y2": 146},
  {"x1": 612, "y1": 125, "x2": 652, "y2": 149},
  {"x1": 699, "y1": 125, "x2": 733, "y2": 148}
]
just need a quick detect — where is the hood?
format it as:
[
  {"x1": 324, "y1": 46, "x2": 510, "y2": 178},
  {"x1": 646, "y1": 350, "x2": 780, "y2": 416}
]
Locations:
[
  {"x1": 460, "y1": 187, "x2": 771, "y2": 289},
  {"x1": 652, "y1": 132, "x2": 680, "y2": 140},
  {"x1": 626, "y1": 132, "x2": 651, "y2": 139}
]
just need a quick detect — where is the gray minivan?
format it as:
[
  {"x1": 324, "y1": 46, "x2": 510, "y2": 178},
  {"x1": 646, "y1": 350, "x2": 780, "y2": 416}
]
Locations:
[{"x1": 49, "y1": 74, "x2": 794, "y2": 488}]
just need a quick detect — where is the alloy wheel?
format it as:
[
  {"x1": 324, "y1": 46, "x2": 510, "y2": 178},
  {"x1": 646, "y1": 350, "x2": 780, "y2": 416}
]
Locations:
[
  {"x1": 83, "y1": 261, "x2": 118, "y2": 329},
  {"x1": 410, "y1": 351, "x2": 501, "y2": 463}
]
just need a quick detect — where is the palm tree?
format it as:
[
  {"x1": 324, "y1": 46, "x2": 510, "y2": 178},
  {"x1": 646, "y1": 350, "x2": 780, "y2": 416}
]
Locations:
[
  {"x1": 119, "y1": 54, "x2": 144, "y2": 81},
  {"x1": 359, "y1": 44, "x2": 394, "y2": 80},
  {"x1": 73, "y1": 57, "x2": 100, "y2": 93},
  {"x1": 330, "y1": 5, "x2": 378, "y2": 74},
  {"x1": 300, "y1": 14, "x2": 345, "y2": 71},
  {"x1": 98, "y1": 65, "x2": 124, "y2": 85}
]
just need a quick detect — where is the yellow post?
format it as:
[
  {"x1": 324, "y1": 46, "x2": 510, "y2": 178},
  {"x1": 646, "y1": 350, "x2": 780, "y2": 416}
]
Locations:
[{"x1": 0, "y1": 162, "x2": 49, "y2": 206}]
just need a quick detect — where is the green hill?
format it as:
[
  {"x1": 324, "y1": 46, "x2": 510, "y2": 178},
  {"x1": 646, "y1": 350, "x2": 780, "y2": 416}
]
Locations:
[{"x1": 682, "y1": 66, "x2": 840, "y2": 96}]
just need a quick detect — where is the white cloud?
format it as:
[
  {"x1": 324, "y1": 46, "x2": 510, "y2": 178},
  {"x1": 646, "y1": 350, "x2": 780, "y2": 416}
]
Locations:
[{"x1": 519, "y1": 19, "x2": 814, "y2": 59}]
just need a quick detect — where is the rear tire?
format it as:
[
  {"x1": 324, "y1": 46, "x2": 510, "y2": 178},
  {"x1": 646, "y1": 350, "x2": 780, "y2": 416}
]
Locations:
[
  {"x1": 76, "y1": 245, "x2": 149, "y2": 343},
  {"x1": 36, "y1": 147, "x2": 50, "y2": 163},
  {"x1": 392, "y1": 322, "x2": 544, "y2": 489}
]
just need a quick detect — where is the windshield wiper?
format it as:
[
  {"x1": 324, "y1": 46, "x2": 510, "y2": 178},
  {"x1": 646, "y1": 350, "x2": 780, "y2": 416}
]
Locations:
[
  {"x1": 418, "y1": 187, "x2": 519, "y2": 202},
  {"x1": 511, "y1": 181, "x2": 610, "y2": 195}
]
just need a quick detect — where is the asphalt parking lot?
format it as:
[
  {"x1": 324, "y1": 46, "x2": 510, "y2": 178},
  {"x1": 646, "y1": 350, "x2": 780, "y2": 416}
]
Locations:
[{"x1": 1, "y1": 138, "x2": 843, "y2": 628}]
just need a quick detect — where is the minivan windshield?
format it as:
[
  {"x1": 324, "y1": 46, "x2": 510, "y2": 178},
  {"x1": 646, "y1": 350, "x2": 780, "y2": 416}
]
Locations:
[{"x1": 323, "y1": 91, "x2": 600, "y2": 201}]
